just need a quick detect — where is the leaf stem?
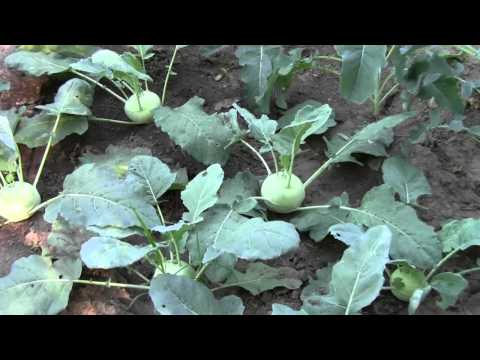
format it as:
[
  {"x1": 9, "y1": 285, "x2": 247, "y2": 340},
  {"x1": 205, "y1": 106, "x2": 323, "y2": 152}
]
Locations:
[
  {"x1": 385, "y1": 45, "x2": 396, "y2": 62},
  {"x1": 28, "y1": 194, "x2": 64, "y2": 215},
  {"x1": 240, "y1": 139, "x2": 272, "y2": 175},
  {"x1": 458, "y1": 267, "x2": 480, "y2": 276},
  {"x1": 313, "y1": 55, "x2": 342, "y2": 62},
  {"x1": 161, "y1": 45, "x2": 179, "y2": 105},
  {"x1": 89, "y1": 116, "x2": 138, "y2": 125},
  {"x1": 107, "y1": 79, "x2": 129, "y2": 99},
  {"x1": 71, "y1": 70, "x2": 126, "y2": 104},
  {"x1": 33, "y1": 112, "x2": 62, "y2": 188},
  {"x1": 0, "y1": 171, "x2": 6, "y2": 187},
  {"x1": 73, "y1": 278, "x2": 150, "y2": 290},
  {"x1": 426, "y1": 248, "x2": 461, "y2": 282}
]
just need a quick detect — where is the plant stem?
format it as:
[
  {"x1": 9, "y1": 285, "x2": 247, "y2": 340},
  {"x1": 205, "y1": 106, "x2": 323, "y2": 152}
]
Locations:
[
  {"x1": 33, "y1": 113, "x2": 62, "y2": 188},
  {"x1": 28, "y1": 194, "x2": 63, "y2": 215},
  {"x1": 0, "y1": 171, "x2": 6, "y2": 187},
  {"x1": 73, "y1": 278, "x2": 150, "y2": 290},
  {"x1": 385, "y1": 45, "x2": 396, "y2": 62},
  {"x1": 71, "y1": 70, "x2": 126, "y2": 103},
  {"x1": 270, "y1": 147, "x2": 279, "y2": 173},
  {"x1": 382, "y1": 286, "x2": 392, "y2": 291},
  {"x1": 15, "y1": 144, "x2": 24, "y2": 183},
  {"x1": 128, "y1": 267, "x2": 150, "y2": 283},
  {"x1": 287, "y1": 140, "x2": 296, "y2": 188},
  {"x1": 240, "y1": 139, "x2": 272, "y2": 175},
  {"x1": 458, "y1": 267, "x2": 480, "y2": 276},
  {"x1": 425, "y1": 248, "x2": 461, "y2": 282},
  {"x1": 107, "y1": 79, "x2": 129, "y2": 99},
  {"x1": 194, "y1": 263, "x2": 209, "y2": 281},
  {"x1": 161, "y1": 45, "x2": 179, "y2": 106},
  {"x1": 378, "y1": 83, "x2": 400, "y2": 108},
  {"x1": 313, "y1": 55, "x2": 342, "y2": 62},
  {"x1": 121, "y1": 81, "x2": 136, "y2": 95},
  {"x1": 138, "y1": 47, "x2": 149, "y2": 91},
  {"x1": 135, "y1": 91, "x2": 143, "y2": 111},
  {"x1": 89, "y1": 116, "x2": 138, "y2": 125}
]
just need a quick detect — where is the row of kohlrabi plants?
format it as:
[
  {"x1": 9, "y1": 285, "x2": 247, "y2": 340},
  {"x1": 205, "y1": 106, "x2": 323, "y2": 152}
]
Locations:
[{"x1": 1, "y1": 45, "x2": 479, "y2": 315}]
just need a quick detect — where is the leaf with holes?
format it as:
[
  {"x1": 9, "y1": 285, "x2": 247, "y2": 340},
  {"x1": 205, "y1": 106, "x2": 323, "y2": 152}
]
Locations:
[{"x1": 438, "y1": 218, "x2": 480, "y2": 253}]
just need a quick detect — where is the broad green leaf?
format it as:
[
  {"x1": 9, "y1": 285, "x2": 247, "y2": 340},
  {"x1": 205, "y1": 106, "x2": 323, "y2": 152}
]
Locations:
[
  {"x1": 18, "y1": 45, "x2": 97, "y2": 57},
  {"x1": 217, "y1": 171, "x2": 259, "y2": 213},
  {"x1": 5, "y1": 51, "x2": 75, "y2": 76},
  {"x1": 91, "y1": 49, "x2": 151, "y2": 81},
  {"x1": 329, "y1": 223, "x2": 366, "y2": 246},
  {"x1": 382, "y1": 155, "x2": 431, "y2": 205},
  {"x1": 44, "y1": 163, "x2": 159, "y2": 230},
  {"x1": 204, "y1": 253, "x2": 237, "y2": 283},
  {"x1": 149, "y1": 274, "x2": 244, "y2": 315},
  {"x1": 408, "y1": 286, "x2": 432, "y2": 315},
  {"x1": 80, "y1": 237, "x2": 155, "y2": 269},
  {"x1": 181, "y1": 164, "x2": 224, "y2": 223},
  {"x1": 0, "y1": 114, "x2": 19, "y2": 170},
  {"x1": 15, "y1": 112, "x2": 88, "y2": 148},
  {"x1": 80, "y1": 145, "x2": 151, "y2": 177},
  {"x1": 421, "y1": 77, "x2": 464, "y2": 114},
  {"x1": 352, "y1": 184, "x2": 441, "y2": 269},
  {"x1": 213, "y1": 217, "x2": 300, "y2": 261},
  {"x1": 303, "y1": 225, "x2": 391, "y2": 315},
  {"x1": 430, "y1": 272, "x2": 468, "y2": 310},
  {"x1": 438, "y1": 218, "x2": 480, "y2": 253},
  {"x1": 300, "y1": 265, "x2": 333, "y2": 301},
  {"x1": 36, "y1": 78, "x2": 94, "y2": 116},
  {"x1": 232, "y1": 104, "x2": 277, "y2": 148},
  {"x1": 0, "y1": 80, "x2": 10, "y2": 92},
  {"x1": 290, "y1": 193, "x2": 351, "y2": 242},
  {"x1": 0, "y1": 256, "x2": 81, "y2": 315},
  {"x1": 154, "y1": 97, "x2": 234, "y2": 165},
  {"x1": 235, "y1": 45, "x2": 282, "y2": 114},
  {"x1": 70, "y1": 58, "x2": 111, "y2": 77},
  {"x1": 46, "y1": 217, "x2": 94, "y2": 259},
  {"x1": 171, "y1": 168, "x2": 189, "y2": 190},
  {"x1": 129, "y1": 45, "x2": 154, "y2": 59},
  {"x1": 224, "y1": 262, "x2": 303, "y2": 295},
  {"x1": 277, "y1": 100, "x2": 336, "y2": 133},
  {"x1": 325, "y1": 112, "x2": 416, "y2": 165},
  {"x1": 335, "y1": 45, "x2": 387, "y2": 104},
  {"x1": 408, "y1": 109, "x2": 443, "y2": 144},
  {"x1": 126, "y1": 155, "x2": 176, "y2": 200},
  {"x1": 271, "y1": 304, "x2": 308, "y2": 315}
]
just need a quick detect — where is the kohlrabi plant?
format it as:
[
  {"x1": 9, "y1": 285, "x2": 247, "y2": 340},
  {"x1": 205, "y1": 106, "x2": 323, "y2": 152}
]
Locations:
[
  {"x1": 5, "y1": 45, "x2": 190, "y2": 124},
  {"x1": 0, "y1": 147, "x2": 302, "y2": 315},
  {"x1": 228, "y1": 101, "x2": 416, "y2": 214},
  {"x1": 0, "y1": 78, "x2": 95, "y2": 224}
]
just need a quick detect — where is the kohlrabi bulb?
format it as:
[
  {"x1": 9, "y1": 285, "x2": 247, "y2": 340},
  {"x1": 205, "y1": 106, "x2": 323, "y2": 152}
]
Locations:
[
  {"x1": 0, "y1": 182, "x2": 41, "y2": 222},
  {"x1": 153, "y1": 260, "x2": 196, "y2": 279},
  {"x1": 124, "y1": 90, "x2": 161, "y2": 123},
  {"x1": 390, "y1": 264, "x2": 428, "y2": 302},
  {"x1": 261, "y1": 171, "x2": 305, "y2": 214}
]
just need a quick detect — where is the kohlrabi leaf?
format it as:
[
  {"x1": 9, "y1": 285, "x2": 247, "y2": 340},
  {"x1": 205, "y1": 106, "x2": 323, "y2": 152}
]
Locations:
[
  {"x1": 4, "y1": 51, "x2": 75, "y2": 76},
  {"x1": 408, "y1": 109, "x2": 444, "y2": 144},
  {"x1": 45, "y1": 217, "x2": 94, "y2": 260},
  {"x1": 430, "y1": 272, "x2": 468, "y2": 310},
  {"x1": 0, "y1": 114, "x2": 19, "y2": 171},
  {"x1": 217, "y1": 171, "x2": 259, "y2": 213},
  {"x1": 438, "y1": 218, "x2": 480, "y2": 253},
  {"x1": 181, "y1": 164, "x2": 224, "y2": 223},
  {"x1": 36, "y1": 78, "x2": 94, "y2": 116},
  {"x1": 335, "y1": 45, "x2": 387, "y2": 104},
  {"x1": 213, "y1": 217, "x2": 300, "y2": 261},
  {"x1": 352, "y1": 184, "x2": 441, "y2": 269},
  {"x1": 235, "y1": 45, "x2": 283, "y2": 114},
  {"x1": 90, "y1": 49, "x2": 152, "y2": 81},
  {"x1": 232, "y1": 103, "x2": 277, "y2": 148},
  {"x1": 224, "y1": 262, "x2": 303, "y2": 296},
  {"x1": 382, "y1": 155, "x2": 431, "y2": 205},
  {"x1": 408, "y1": 286, "x2": 432, "y2": 315},
  {"x1": 80, "y1": 237, "x2": 155, "y2": 269},
  {"x1": 154, "y1": 97, "x2": 234, "y2": 165},
  {"x1": 302, "y1": 225, "x2": 392, "y2": 315},
  {"x1": 15, "y1": 112, "x2": 88, "y2": 148},
  {"x1": 329, "y1": 223, "x2": 367, "y2": 246},
  {"x1": 290, "y1": 192, "x2": 351, "y2": 242},
  {"x1": 129, "y1": 45, "x2": 155, "y2": 60},
  {"x1": 271, "y1": 304, "x2": 308, "y2": 315},
  {"x1": 126, "y1": 155, "x2": 176, "y2": 200},
  {"x1": 44, "y1": 163, "x2": 159, "y2": 230},
  {"x1": 70, "y1": 58, "x2": 112, "y2": 77},
  {"x1": 0, "y1": 255, "x2": 81, "y2": 315},
  {"x1": 18, "y1": 45, "x2": 97, "y2": 57},
  {"x1": 277, "y1": 100, "x2": 336, "y2": 133},
  {"x1": 324, "y1": 112, "x2": 416, "y2": 165},
  {"x1": 149, "y1": 274, "x2": 244, "y2": 315},
  {"x1": 300, "y1": 265, "x2": 333, "y2": 301},
  {"x1": 204, "y1": 253, "x2": 237, "y2": 283},
  {"x1": 0, "y1": 80, "x2": 11, "y2": 92}
]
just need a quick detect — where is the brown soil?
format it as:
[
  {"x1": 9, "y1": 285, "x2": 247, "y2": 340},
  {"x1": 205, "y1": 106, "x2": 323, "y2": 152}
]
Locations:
[{"x1": 1, "y1": 45, "x2": 480, "y2": 315}]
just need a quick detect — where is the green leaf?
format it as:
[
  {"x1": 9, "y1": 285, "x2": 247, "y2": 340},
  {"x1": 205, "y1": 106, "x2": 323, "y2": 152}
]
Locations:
[
  {"x1": 0, "y1": 255, "x2": 81, "y2": 315},
  {"x1": 232, "y1": 103, "x2": 277, "y2": 147},
  {"x1": 4, "y1": 51, "x2": 75, "y2": 76},
  {"x1": 408, "y1": 286, "x2": 432, "y2": 315},
  {"x1": 217, "y1": 171, "x2": 259, "y2": 213},
  {"x1": 271, "y1": 304, "x2": 308, "y2": 315},
  {"x1": 36, "y1": 78, "x2": 94, "y2": 116},
  {"x1": 0, "y1": 114, "x2": 19, "y2": 171},
  {"x1": 301, "y1": 265, "x2": 333, "y2": 301},
  {"x1": 80, "y1": 237, "x2": 155, "y2": 269},
  {"x1": 90, "y1": 49, "x2": 151, "y2": 81},
  {"x1": 213, "y1": 217, "x2": 300, "y2": 261},
  {"x1": 154, "y1": 97, "x2": 234, "y2": 165},
  {"x1": 335, "y1": 45, "x2": 387, "y2": 104},
  {"x1": 0, "y1": 80, "x2": 10, "y2": 92},
  {"x1": 325, "y1": 112, "x2": 416, "y2": 165},
  {"x1": 15, "y1": 112, "x2": 88, "y2": 148},
  {"x1": 46, "y1": 217, "x2": 94, "y2": 259},
  {"x1": 408, "y1": 109, "x2": 444, "y2": 144},
  {"x1": 290, "y1": 193, "x2": 351, "y2": 242},
  {"x1": 430, "y1": 272, "x2": 468, "y2": 310},
  {"x1": 224, "y1": 262, "x2": 303, "y2": 295},
  {"x1": 204, "y1": 253, "x2": 237, "y2": 283},
  {"x1": 44, "y1": 163, "x2": 159, "y2": 230},
  {"x1": 382, "y1": 155, "x2": 431, "y2": 205},
  {"x1": 149, "y1": 274, "x2": 244, "y2": 315},
  {"x1": 352, "y1": 185, "x2": 441, "y2": 269},
  {"x1": 277, "y1": 100, "x2": 336, "y2": 133},
  {"x1": 19, "y1": 45, "x2": 97, "y2": 58},
  {"x1": 421, "y1": 77, "x2": 464, "y2": 114},
  {"x1": 181, "y1": 164, "x2": 224, "y2": 223},
  {"x1": 438, "y1": 218, "x2": 480, "y2": 253},
  {"x1": 126, "y1": 155, "x2": 176, "y2": 200},
  {"x1": 303, "y1": 225, "x2": 391, "y2": 315}
]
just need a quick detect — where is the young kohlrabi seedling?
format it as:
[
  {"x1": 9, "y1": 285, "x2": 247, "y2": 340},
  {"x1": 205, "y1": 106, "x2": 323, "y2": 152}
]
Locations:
[{"x1": 0, "y1": 78, "x2": 95, "y2": 224}]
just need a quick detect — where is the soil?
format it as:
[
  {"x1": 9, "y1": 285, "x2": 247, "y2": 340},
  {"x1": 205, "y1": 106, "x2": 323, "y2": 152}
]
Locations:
[{"x1": 1, "y1": 45, "x2": 480, "y2": 315}]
